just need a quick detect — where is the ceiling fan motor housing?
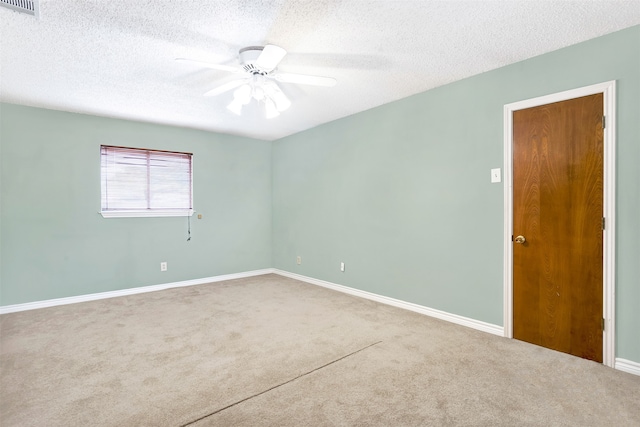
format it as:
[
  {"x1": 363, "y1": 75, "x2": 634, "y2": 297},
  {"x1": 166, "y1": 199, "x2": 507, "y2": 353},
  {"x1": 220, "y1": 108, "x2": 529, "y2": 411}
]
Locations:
[{"x1": 239, "y1": 46, "x2": 267, "y2": 74}]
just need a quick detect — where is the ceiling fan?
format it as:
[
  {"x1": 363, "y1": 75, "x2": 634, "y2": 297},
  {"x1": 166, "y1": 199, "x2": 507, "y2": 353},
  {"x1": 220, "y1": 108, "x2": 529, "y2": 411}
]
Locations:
[{"x1": 177, "y1": 44, "x2": 337, "y2": 118}]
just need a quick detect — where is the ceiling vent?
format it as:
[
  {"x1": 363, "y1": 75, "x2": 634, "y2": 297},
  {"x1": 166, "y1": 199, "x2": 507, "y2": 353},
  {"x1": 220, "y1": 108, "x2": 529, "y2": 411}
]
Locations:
[{"x1": 0, "y1": 0, "x2": 39, "y2": 17}]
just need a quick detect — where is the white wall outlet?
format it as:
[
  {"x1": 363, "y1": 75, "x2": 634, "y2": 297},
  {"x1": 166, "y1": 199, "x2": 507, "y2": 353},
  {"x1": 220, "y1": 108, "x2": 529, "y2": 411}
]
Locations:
[
  {"x1": 340, "y1": 262, "x2": 345, "y2": 272},
  {"x1": 160, "y1": 262, "x2": 167, "y2": 271},
  {"x1": 296, "y1": 256, "x2": 301, "y2": 265},
  {"x1": 491, "y1": 168, "x2": 501, "y2": 183}
]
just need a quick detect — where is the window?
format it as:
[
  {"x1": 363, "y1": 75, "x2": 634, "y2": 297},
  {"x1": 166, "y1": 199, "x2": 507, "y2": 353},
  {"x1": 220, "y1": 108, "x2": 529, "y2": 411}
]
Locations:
[{"x1": 100, "y1": 145, "x2": 193, "y2": 218}]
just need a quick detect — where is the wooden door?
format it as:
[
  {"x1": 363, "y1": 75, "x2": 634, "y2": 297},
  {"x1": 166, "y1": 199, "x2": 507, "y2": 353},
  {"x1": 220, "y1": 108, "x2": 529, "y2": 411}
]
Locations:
[{"x1": 512, "y1": 93, "x2": 604, "y2": 362}]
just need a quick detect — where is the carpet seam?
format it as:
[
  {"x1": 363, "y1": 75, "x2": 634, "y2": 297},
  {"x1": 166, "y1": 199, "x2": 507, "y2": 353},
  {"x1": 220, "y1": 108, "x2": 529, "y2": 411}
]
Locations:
[{"x1": 180, "y1": 340, "x2": 383, "y2": 426}]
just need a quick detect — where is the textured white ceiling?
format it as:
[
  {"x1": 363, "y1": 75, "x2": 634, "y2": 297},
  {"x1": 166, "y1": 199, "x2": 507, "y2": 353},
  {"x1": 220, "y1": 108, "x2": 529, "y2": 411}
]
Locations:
[{"x1": 1, "y1": 1, "x2": 639, "y2": 141}]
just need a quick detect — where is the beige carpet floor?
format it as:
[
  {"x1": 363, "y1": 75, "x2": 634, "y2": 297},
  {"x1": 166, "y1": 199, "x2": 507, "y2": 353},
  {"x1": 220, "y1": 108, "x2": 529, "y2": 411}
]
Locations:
[{"x1": 1, "y1": 274, "x2": 639, "y2": 426}]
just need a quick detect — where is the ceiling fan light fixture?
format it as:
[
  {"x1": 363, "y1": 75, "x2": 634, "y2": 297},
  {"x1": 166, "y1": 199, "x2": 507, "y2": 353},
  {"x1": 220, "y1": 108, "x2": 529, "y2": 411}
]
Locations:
[
  {"x1": 272, "y1": 91, "x2": 291, "y2": 112},
  {"x1": 262, "y1": 82, "x2": 290, "y2": 112},
  {"x1": 227, "y1": 99, "x2": 243, "y2": 115},
  {"x1": 253, "y1": 85, "x2": 265, "y2": 101},
  {"x1": 233, "y1": 84, "x2": 252, "y2": 105},
  {"x1": 264, "y1": 98, "x2": 280, "y2": 119}
]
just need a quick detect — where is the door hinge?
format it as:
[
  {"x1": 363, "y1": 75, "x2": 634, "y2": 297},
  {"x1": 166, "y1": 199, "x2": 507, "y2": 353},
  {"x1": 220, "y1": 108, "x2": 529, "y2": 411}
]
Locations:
[
  {"x1": 602, "y1": 217, "x2": 606, "y2": 230},
  {"x1": 602, "y1": 116, "x2": 606, "y2": 129},
  {"x1": 602, "y1": 318, "x2": 605, "y2": 331}
]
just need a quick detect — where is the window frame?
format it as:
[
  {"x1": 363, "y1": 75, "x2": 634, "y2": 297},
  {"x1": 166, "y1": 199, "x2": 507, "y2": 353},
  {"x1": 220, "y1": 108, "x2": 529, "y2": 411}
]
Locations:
[{"x1": 100, "y1": 145, "x2": 194, "y2": 219}]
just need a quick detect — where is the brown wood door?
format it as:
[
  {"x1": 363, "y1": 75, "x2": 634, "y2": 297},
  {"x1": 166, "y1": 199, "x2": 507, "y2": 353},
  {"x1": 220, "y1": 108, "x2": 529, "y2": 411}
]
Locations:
[{"x1": 512, "y1": 93, "x2": 604, "y2": 362}]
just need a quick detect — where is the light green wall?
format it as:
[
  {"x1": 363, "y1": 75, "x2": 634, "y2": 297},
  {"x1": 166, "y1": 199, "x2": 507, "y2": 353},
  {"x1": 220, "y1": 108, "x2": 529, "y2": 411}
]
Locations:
[
  {"x1": 0, "y1": 104, "x2": 272, "y2": 305},
  {"x1": 272, "y1": 26, "x2": 640, "y2": 362}
]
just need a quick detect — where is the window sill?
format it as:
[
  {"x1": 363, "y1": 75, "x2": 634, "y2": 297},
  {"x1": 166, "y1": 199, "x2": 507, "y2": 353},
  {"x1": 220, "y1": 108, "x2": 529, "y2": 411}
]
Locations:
[{"x1": 100, "y1": 210, "x2": 194, "y2": 218}]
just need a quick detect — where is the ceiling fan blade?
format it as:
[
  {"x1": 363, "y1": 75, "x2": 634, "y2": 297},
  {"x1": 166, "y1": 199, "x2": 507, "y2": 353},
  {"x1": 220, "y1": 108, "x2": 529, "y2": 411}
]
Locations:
[
  {"x1": 203, "y1": 79, "x2": 248, "y2": 97},
  {"x1": 273, "y1": 72, "x2": 337, "y2": 87},
  {"x1": 256, "y1": 45, "x2": 287, "y2": 71},
  {"x1": 175, "y1": 58, "x2": 241, "y2": 74}
]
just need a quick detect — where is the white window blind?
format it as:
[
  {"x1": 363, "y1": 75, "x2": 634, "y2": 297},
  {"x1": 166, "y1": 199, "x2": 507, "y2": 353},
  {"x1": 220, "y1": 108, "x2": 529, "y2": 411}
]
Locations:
[{"x1": 100, "y1": 146, "x2": 193, "y2": 218}]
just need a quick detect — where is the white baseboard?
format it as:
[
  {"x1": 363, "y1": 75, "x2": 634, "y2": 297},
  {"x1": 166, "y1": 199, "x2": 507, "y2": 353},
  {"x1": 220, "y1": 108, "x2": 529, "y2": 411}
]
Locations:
[
  {"x1": 615, "y1": 358, "x2": 640, "y2": 376},
  {"x1": 274, "y1": 269, "x2": 504, "y2": 337},
  {"x1": 0, "y1": 268, "x2": 276, "y2": 314}
]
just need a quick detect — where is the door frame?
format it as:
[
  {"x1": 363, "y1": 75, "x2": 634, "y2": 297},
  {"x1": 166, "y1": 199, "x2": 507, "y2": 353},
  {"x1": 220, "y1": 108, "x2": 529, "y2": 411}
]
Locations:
[{"x1": 503, "y1": 81, "x2": 616, "y2": 367}]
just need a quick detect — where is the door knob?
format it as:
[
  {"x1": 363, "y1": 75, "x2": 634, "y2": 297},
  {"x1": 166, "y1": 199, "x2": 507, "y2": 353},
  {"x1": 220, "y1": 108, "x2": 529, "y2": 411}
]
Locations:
[{"x1": 515, "y1": 235, "x2": 526, "y2": 244}]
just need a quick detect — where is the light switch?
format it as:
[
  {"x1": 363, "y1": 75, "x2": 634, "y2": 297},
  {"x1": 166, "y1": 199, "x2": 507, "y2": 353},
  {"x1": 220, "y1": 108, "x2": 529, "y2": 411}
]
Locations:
[{"x1": 491, "y1": 168, "x2": 501, "y2": 183}]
